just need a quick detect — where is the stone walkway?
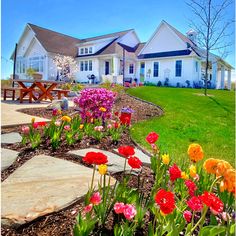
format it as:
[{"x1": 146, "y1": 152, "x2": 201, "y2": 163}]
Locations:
[
  {"x1": 2, "y1": 154, "x2": 115, "y2": 226},
  {"x1": 1, "y1": 142, "x2": 151, "y2": 227}
]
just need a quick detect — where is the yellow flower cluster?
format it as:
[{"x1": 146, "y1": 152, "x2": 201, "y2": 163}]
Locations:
[
  {"x1": 204, "y1": 158, "x2": 235, "y2": 193},
  {"x1": 61, "y1": 116, "x2": 71, "y2": 123},
  {"x1": 188, "y1": 143, "x2": 204, "y2": 162}
]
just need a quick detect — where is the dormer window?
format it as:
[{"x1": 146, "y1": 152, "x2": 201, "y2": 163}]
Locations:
[{"x1": 79, "y1": 47, "x2": 93, "y2": 55}]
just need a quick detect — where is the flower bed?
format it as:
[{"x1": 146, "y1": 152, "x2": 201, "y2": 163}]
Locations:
[{"x1": 73, "y1": 135, "x2": 235, "y2": 236}]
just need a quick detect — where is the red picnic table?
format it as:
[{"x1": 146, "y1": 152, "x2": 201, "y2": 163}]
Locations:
[{"x1": 13, "y1": 79, "x2": 64, "y2": 102}]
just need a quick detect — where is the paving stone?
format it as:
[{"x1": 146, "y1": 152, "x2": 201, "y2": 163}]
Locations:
[
  {"x1": 114, "y1": 147, "x2": 151, "y2": 165},
  {"x1": 69, "y1": 148, "x2": 132, "y2": 173},
  {"x1": 1, "y1": 132, "x2": 22, "y2": 144},
  {"x1": 1, "y1": 155, "x2": 115, "y2": 227},
  {"x1": 1, "y1": 148, "x2": 19, "y2": 171}
]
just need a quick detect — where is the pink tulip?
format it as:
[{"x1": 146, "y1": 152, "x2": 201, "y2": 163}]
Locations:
[
  {"x1": 114, "y1": 202, "x2": 125, "y2": 214},
  {"x1": 183, "y1": 210, "x2": 192, "y2": 222},
  {"x1": 21, "y1": 126, "x2": 30, "y2": 135},
  {"x1": 123, "y1": 204, "x2": 137, "y2": 220},
  {"x1": 54, "y1": 121, "x2": 61, "y2": 127},
  {"x1": 90, "y1": 192, "x2": 101, "y2": 205},
  {"x1": 94, "y1": 126, "x2": 103, "y2": 132},
  {"x1": 52, "y1": 108, "x2": 58, "y2": 116},
  {"x1": 83, "y1": 204, "x2": 93, "y2": 213},
  {"x1": 64, "y1": 125, "x2": 70, "y2": 131},
  {"x1": 107, "y1": 124, "x2": 113, "y2": 129}
]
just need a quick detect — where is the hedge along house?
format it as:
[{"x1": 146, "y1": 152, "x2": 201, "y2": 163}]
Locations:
[{"x1": 11, "y1": 21, "x2": 233, "y2": 89}]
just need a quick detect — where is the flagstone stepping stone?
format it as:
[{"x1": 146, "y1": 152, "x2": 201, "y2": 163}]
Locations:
[
  {"x1": 1, "y1": 148, "x2": 19, "y2": 171},
  {"x1": 1, "y1": 155, "x2": 115, "y2": 227},
  {"x1": 68, "y1": 148, "x2": 132, "y2": 173},
  {"x1": 114, "y1": 147, "x2": 151, "y2": 165},
  {"x1": 1, "y1": 132, "x2": 22, "y2": 144}
]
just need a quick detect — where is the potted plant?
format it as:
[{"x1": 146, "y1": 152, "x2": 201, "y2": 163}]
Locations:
[
  {"x1": 26, "y1": 68, "x2": 36, "y2": 79},
  {"x1": 119, "y1": 107, "x2": 134, "y2": 126}
]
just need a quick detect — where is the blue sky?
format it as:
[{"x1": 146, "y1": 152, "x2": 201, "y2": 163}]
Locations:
[{"x1": 1, "y1": 0, "x2": 235, "y2": 79}]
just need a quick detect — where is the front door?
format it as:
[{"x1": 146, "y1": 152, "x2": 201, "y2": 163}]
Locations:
[
  {"x1": 105, "y1": 61, "x2": 110, "y2": 75},
  {"x1": 140, "y1": 62, "x2": 145, "y2": 82}
]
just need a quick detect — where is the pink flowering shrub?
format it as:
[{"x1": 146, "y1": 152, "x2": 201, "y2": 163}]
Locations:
[{"x1": 74, "y1": 88, "x2": 116, "y2": 121}]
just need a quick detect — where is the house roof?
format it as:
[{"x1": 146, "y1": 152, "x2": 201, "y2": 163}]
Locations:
[
  {"x1": 79, "y1": 29, "x2": 133, "y2": 43},
  {"x1": 138, "y1": 49, "x2": 192, "y2": 59},
  {"x1": 163, "y1": 20, "x2": 197, "y2": 47},
  {"x1": 28, "y1": 23, "x2": 81, "y2": 57},
  {"x1": 135, "y1": 43, "x2": 146, "y2": 56}
]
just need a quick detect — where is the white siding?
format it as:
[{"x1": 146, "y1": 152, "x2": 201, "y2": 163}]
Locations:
[
  {"x1": 75, "y1": 58, "x2": 100, "y2": 83},
  {"x1": 140, "y1": 23, "x2": 187, "y2": 54},
  {"x1": 140, "y1": 56, "x2": 200, "y2": 87},
  {"x1": 118, "y1": 31, "x2": 139, "y2": 47}
]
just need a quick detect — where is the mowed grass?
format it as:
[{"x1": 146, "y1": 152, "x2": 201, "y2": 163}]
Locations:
[{"x1": 127, "y1": 87, "x2": 235, "y2": 166}]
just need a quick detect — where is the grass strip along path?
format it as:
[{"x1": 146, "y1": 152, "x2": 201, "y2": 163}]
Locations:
[{"x1": 127, "y1": 87, "x2": 235, "y2": 166}]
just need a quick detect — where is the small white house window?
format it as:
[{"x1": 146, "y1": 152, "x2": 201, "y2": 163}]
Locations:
[
  {"x1": 80, "y1": 61, "x2": 84, "y2": 71},
  {"x1": 89, "y1": 60, "x2": 92, "y2": 71},
  {"x1": 153, "y1": 62, "x2": 159, "y2": 77},
  {"x1": 85, "y1": 48, "x2": 88, "y2": 54},
  {"x1": 175, "y1": 60, "x2": 182, "y2": 77},
  {"x1": 89, "y1": 47, "x2": 93, "y2": 54},
  {"x1": 129, "y1": 64, "x2": 134, "y2": 74},
  {"x1": 195, "y1": 61, "x2": 199, "y2": 72},
  {"x1": 80, "y1": 48, "x2": 84, "y2": 55},
  {"x1": 84, "y1": 61, "x2": 88, "y2": 71},
  {"x1": 16, "y1": 57, "x2": 26, "y2": 73}
]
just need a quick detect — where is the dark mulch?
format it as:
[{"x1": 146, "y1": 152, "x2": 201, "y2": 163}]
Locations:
[
  {"x1": 1, "y1": 93, "x2": 161, "y2": 236},
  {"x1": 16, "y1": 93, "x2": 163, "y2": 123}
]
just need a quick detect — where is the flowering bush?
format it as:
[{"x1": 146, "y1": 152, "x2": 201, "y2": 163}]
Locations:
[
  {"x1": 74, "y1": 132, "x2": 235, "y2": 236},
  {"x1": 74, "y1": 88, "x2": 116, "y2": 121}
]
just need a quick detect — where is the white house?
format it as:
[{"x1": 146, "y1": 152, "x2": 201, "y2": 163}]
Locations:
[{"x1": 11, "y1": 21, "x2": 233, "y2": 89}]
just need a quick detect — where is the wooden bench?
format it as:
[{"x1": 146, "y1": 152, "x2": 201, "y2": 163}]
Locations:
[
  {"x1": 52, "y1": 89, "x2": 70, "y2": 99},
  {"x1": 2, "y1": 87, "x2": 20, "y2": 100},
  {"x1": 2, "y1": 87, "x2": 34, "y2": 103}
]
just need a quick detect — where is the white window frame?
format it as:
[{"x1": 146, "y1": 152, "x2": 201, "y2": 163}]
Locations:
[
  {"x1": 129, "y1": 63, "x2": 134, "y2": 74},
  {"x1": 29, "y1": 56, "x2": 44, "y2": 73},
  {"x1": 175, "y1": 60, "x2": 182, "y2": 77},
  {"x1": 80, "y1": 48, "x2": 84, "y2": 55},
  {"x1": 89, "y1": 47, "x2": 93, "y2": 54},
  {"x1": 84, "y1": 61, "x2": 88, "y2": 71},
  {"x1": 80, "y1": 61, "x2": 84, "y2": 71},
  {"x1": 89, "y1": 60, "x2": 92, "y2": 71},
  {"x1": 153, "y1": 61, "x2": 159, "y2": 77}
]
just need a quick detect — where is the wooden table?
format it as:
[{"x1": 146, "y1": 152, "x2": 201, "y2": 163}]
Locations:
[{"x1": 13, "y1": 79, "x2": 64, "y2": 102}]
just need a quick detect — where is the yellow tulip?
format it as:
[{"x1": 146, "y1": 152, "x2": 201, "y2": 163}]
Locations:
[
  {"x1": 79, "y1": 124, "x2": 84, "y2": 129},
  {"x1": 61, "y1": 115, "x2": 71, "y2": 122},
  {"x1": 181, "y1": 171, "x2": 189, "y2": 180},
  {"x1": 98, "y1": 164, "x2": 107, "y2": 175},
  {"x1": 189, "y1": 165, "x2": 197, "y2": 178},
  {"x1": 31, "y1": 117, "x2": 35, "y2": 123},
  {"x1": 99, "y1": 107, "x2": 107, "y2": 112},
  {"x1": 161, "y1": 154, "x2": 170, "y2": 165}
]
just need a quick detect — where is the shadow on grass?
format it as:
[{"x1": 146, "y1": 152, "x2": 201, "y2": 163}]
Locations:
[{"x1": 208, "y1": 96, "x2": 232, "y2": 114}]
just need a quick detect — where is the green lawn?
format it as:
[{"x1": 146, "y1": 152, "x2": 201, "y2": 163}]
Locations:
[{"x1": 127, "y1": 87, "x2": 235, "y2": 166}]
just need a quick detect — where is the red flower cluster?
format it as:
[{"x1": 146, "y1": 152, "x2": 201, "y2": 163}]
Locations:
[
  {"x1": 83, "y1": 152, "x2": 108, "y2": 165},
  {"x1": 169, "y1": 164, "x2": 182, "y2": 182},
  {"x1": 146, "y1": 132, "x2": 159, "y2": 144},
  {"x1": 200, "y1": 191, "x2": 224, "y2": 215},
  {"x1": 128, "y1": 156, "x2": 142, "y2": 169},
  {"x1": 118, "y1": 146, "x2": 135, "y2": 158},
  {"x1": 187, "y1": 196, "x2": 203, "y2": 212},
  {"x1": 185, "y1": 180, "x2": 197, "y2": 196},
  {"x1": 155, "y1": 189, "x2": 175, "y2": 214},
  {"x1": 33, "y1": 121, "x2": 47, "y2": 129}
]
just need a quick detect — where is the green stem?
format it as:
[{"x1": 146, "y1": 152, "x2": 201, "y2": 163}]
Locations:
[
  {"x1": 123, "y1": 158, "x2": 127, "y2": 172},
  {"x1": 191, "y1": 211, "x2": 195, "y2": 228},
  {"x1": 191, "y1": 176, "x2": 223, "y2": 233},
  {"x1": 90, "y1": 165, "x2": 96, "y2": 192}
]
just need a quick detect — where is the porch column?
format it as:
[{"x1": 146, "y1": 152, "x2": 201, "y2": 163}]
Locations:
[
  {"x1": 113, "y1": 57, "x2": 119, "y2": 76},
  {"x1": 211, "y1": 61, "x2": 217, "y2": 89},
  {"x1": 227, "y1": 70, "x2": 231, "y2": 90},
  {"x1": 220, "y1": 66, "x2": 225, "y2": 89}
]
